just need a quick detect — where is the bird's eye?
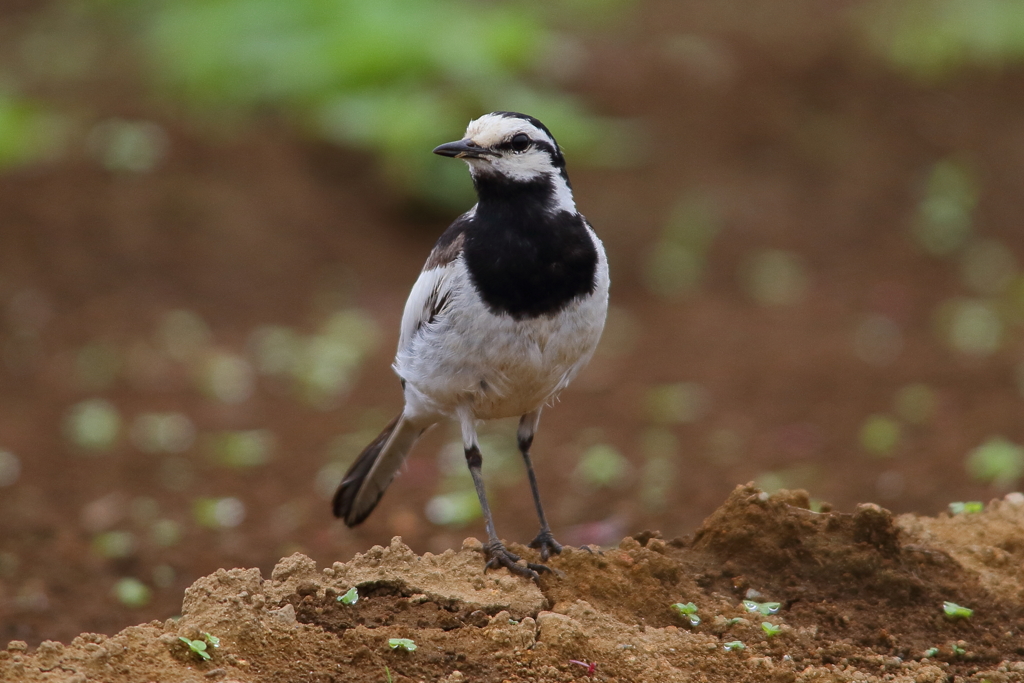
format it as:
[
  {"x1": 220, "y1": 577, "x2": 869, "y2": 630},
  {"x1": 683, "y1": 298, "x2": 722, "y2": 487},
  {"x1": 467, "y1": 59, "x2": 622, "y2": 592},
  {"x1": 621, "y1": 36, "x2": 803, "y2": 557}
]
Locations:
[{"x1": 510, "y1": 133, "x2": 531, "y2": 152}]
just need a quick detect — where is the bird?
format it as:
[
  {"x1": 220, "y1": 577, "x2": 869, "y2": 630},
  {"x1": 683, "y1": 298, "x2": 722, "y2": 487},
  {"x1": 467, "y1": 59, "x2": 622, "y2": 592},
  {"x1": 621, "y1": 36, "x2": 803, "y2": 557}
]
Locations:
[{"x1": 332, "y1": 111, "x2": 609, "y2": 579}]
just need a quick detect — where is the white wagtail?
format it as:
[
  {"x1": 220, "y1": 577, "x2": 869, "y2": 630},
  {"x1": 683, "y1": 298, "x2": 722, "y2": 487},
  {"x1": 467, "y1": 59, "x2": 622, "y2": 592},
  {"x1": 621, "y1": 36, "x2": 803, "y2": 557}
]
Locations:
[{"x1": 333, "y1": 111, "x2": 609, "y2": 579}]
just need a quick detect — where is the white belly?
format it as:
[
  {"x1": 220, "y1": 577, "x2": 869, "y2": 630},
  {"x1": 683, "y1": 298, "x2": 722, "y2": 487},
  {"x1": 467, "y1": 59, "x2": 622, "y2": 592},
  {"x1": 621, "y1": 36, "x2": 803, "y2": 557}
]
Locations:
[{"x1": 395, "y1": 250, "x2": 609, "y2": 423}]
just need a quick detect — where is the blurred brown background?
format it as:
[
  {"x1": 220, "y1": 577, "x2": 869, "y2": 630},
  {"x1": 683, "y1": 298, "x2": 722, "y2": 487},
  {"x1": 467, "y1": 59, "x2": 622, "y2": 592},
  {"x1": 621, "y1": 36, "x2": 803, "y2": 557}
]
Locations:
[{"x1": 2, "y1": 0, "x2": 1024, "y2": 645}]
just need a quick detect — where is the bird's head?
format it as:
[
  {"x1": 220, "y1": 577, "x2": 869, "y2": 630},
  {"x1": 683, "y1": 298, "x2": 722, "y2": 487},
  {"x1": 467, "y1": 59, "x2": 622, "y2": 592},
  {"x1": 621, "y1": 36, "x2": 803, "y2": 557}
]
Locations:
[{"x1": 433, "y1": 111, "x2": 568, "y2": 185}]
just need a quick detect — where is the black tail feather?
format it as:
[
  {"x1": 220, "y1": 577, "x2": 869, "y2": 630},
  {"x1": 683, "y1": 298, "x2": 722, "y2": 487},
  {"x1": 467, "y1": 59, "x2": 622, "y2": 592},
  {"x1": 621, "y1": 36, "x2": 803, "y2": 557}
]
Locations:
[{"x1": 332, "y1": 414, "x2": 400, "y2": 526}]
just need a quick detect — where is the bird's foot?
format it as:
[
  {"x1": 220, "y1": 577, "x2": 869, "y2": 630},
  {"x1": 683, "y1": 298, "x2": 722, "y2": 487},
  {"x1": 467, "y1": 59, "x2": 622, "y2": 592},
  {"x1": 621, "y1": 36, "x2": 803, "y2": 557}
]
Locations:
[
  {"x1": 528, "y1": 529, "x2": 564, "y2": 561},
  {"x1": 483, "y1": 539, "x2": 550, "y2": 581}
]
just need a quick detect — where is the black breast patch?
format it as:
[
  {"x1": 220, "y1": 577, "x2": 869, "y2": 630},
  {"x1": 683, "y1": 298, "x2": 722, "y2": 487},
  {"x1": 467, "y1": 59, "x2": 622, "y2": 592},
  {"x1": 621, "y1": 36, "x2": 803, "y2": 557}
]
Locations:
[{"x1": 463, "y1": 203, "x2": 599, "y2": 320}]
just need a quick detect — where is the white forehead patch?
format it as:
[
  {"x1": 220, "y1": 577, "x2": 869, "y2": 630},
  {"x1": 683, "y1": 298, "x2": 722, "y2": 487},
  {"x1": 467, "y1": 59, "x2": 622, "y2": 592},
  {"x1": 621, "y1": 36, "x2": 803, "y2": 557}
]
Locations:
[
  {"x1": 456, "y1": 113, "x2": 574, "y2": 211},
  {"x1": 464, "y1": 113, "x2": 555, "y2": 149}
]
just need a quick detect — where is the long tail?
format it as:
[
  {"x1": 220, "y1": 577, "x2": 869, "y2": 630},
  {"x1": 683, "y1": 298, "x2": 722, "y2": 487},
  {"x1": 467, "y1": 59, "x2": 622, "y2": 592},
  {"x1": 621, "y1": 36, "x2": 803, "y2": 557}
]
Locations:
[{"x1": 332, "y1": 413, "x2": 421, "y2": 527}]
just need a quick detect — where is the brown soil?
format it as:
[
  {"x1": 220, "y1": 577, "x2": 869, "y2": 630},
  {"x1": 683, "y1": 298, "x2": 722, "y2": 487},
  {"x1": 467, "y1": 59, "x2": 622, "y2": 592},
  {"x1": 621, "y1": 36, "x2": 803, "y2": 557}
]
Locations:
[
  {"x1": 4, "y1": 0, "x2": 1024, "y2": 674},
  {"x1": 5, "y1": 486, "x2": 1024, "y2": 682}
]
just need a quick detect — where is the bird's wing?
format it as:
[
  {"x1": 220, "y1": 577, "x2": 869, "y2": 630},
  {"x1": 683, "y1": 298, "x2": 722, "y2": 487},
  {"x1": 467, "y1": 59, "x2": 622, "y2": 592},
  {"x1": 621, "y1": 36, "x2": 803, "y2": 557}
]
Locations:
[
  {"x1": 397, "y1": 214, "x2": 470, "y2": 352},
  {"x1": 398, "y1": 264, "x2": 456, "y2": 352}
]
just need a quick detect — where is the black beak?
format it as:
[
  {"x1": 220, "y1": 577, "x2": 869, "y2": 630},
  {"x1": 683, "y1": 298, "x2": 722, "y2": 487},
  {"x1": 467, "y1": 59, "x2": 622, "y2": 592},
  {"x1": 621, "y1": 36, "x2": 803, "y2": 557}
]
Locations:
[{"x1": 433, "y1": 139, "x2": 493, "y2": 159}]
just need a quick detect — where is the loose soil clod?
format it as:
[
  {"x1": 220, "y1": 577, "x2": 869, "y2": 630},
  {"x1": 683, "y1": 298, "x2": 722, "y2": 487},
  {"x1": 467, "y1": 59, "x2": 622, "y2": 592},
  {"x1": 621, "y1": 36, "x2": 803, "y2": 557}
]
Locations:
[{"x1": 4, "y1": 486, "x2": 1024, "y2": 682}]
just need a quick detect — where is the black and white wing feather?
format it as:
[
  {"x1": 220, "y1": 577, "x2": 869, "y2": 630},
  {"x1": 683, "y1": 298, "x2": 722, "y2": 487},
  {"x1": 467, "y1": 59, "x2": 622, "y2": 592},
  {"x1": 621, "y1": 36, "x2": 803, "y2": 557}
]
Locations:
[{"x1": 397, "y1": 214, "x2": 469, "y2": 352}]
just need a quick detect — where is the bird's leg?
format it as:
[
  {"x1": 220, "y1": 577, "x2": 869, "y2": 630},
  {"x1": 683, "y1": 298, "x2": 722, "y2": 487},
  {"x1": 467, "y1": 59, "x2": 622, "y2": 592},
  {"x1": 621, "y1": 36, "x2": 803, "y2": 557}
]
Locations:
[
  {"x1": 462, "y1": 419, "x2": 549, "y2": 581},
  {"x1": 518, "y1": 411, "x2": 563, "y2": 560}
]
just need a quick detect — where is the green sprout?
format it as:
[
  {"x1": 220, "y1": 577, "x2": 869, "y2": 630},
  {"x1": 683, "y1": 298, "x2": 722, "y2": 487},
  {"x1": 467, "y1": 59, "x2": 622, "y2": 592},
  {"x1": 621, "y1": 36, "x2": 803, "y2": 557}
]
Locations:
[
  {"x1": 179, "y1": 637, "x2": 210, "y2": 660},
  {"x1": 725, "y1": 617, "x2": 744, "y2": 626},
  {"x1": 761, "y1": 622, "x2": 781, "y2": 637},
  {"x1": 178, "y1": 632, "x2": 219, "y2": 661},
  {"x1": 671, "y1": 602, "x2": 700, "y2": 626},
  {"x1": 952, "y1": 643, "x2": 966, "y2": 656},
  {"x1": 924, "y1": 647, "x2": 939, "y2": 658},
  {"x1": 948, "y1": 501, "x2": 983, "y2": 515},
  {"x1": 388, "y1": 638, "x2": 417, "y2": 652},
  {"x1": 338, "y1": 586, "x2": 359, "y2": 605},
  {"x1": 943, "y1": 602, "x2": 973, "y2": 619},
  {"x1": 384, "y1": 666, "x2": 392, "y2": 683},
  {"x1": 743, "y1": 600, "x2": 781, "y2": 616},
  {"x1": 723, "y1": 640, "x2": 746, "y2": 651}
]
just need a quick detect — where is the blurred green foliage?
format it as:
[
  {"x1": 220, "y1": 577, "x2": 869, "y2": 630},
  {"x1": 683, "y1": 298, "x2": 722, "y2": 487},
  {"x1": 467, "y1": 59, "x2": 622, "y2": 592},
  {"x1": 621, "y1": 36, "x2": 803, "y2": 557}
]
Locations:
[
  {"x1": 112, "y1": 577, "x2": 152, "y2": 608},
  {"x1": 202, "y1": 352, "x2": 256, "y2": 404},
  {"x1": 64, "y1": 398, "x2": 122, "y2": 452},
  {"x1": 76, "y1": 342, "x2": 122, "y2": 392},
  {"x1": 966, "y1": 436, "x2": 1024, "y2": 487},
  {"x1": 0, "y1": 450, "x2": 21, "y2": 487},
  {"x1": 948, "y1": 501, "x2": 983, "y2": 515},
  {"x1": 87, "y1": 118, "x2": 168, "y2": 172},
  {"x1": 754, "y1": 464, "x2": 819, "y2": 495},
  {"x1": 250, "y1": 310, "x2": 381, "y2": 409},
  {"x1": 0, "y1": 93, "x2": 66, "y2": 168},
  {"x1": 574, "y1": 442, "x2": 628, "y2": 488},
  {"x1": 91, "y1": 530, "x2": 135, "y2": 559},
  {"x1": 645, "y1": 382, "x2": 708, "y2": 425},
  {"x1": 424, "y1": 489, "x2": 480, "y2": 527},
  {"x1": 936, "y1": 297, "x2": 1003, "y2": 356},
  {"x1": 159, "y1": 309, "x2": 212, "y2": 363},
  {"x1": 859, "y1": 414, "x2": 901, "y2": 457},
  {"x1": 193, "y1": 496, "x2": 246, "y2": 528},
  {"x1": 206, "y1": 429, "x2": 274, "y2": 469},
  {"x1": 153, "y1": 564, "x2": 176, "y2": 587},
  {"x1": 130, "y1": 0, "x2": 629, "y2": 205},
  {"x1": 913, "y1": 160, "x2": 977, "y2": 257},
  {"x1": 150, "y1": 518, "x2": 182, "y2": 547},
  {"x1": 424, "y1": 425, "x2": 524, "y2": 527},
  {"x1": 961, "y1": 239, "x2": 1017, "y2": 296},
  {"x1": 741, "y1": 249, "x2": 809, "y2": 307},
  {"x1": 864, "y1": 0, "x2": 1024, "y2": 81},
  {"x1": 639, "y1": 428, "x2": 676, "y2": 512},
  {"x1": 893, "y1": 383, "x2": 936, "y2": 426},
  {"x1": 644, "y1": 194, "x2": 721, "y2": 298},
  {"x1": 131, "y1": 412, "x2": 195, "y2": 453}
]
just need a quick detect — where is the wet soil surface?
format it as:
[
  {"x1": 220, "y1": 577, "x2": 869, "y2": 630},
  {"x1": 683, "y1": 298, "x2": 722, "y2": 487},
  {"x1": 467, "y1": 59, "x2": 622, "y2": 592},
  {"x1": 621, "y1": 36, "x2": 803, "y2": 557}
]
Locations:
[{"x1": 5, "y1": 487, "x2": 1024, "y2": 682}]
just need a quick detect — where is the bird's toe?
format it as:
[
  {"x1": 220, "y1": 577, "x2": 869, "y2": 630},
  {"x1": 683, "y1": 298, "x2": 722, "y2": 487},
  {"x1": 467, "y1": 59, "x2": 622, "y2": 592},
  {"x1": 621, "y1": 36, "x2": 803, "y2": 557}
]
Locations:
[
  {"x1": 483, "y1": 540, "x2": 549, "y2": 581},
  {"x1": 528, "y1": 529, "x2": 564, "y2": 561}
]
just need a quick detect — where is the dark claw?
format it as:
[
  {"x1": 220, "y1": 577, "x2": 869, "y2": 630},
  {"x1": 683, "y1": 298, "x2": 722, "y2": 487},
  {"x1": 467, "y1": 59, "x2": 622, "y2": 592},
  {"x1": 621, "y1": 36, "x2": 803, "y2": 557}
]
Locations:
[
  {"x1": 528, "y1": 529, "x2": 564, "y2": 561},
  {"x1": 483, "y1": 539, "x2": 550, "y2": 581}
]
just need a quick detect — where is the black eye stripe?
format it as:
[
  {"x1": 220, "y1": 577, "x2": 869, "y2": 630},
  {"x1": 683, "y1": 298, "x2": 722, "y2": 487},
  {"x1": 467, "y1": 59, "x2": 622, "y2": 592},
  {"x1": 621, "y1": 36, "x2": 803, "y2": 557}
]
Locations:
[
  {"x1": 495, "y1": 135, "x2": 530, "y2": 152},
  {"x1": 492, "y1": 137, "x2": 563, "y2": 165}
]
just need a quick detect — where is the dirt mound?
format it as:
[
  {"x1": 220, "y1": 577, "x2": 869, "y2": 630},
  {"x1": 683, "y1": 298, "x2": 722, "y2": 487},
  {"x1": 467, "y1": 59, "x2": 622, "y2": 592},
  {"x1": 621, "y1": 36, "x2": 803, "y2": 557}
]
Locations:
[{"x1": 4, "y1": 487, "x2": 1024, "y2": 682}]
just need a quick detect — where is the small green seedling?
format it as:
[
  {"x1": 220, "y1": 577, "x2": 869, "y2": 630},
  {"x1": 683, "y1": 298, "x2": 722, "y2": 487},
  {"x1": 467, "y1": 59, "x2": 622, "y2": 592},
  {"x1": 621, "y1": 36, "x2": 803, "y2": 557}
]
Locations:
[
  {"x1": 338, "y1": 586, "x2": 359, "y2": 605},
  {"x1": 671, "y1": 602, "x2": 700, "y2": 626},
  {"x1": 723, "y1": 640, "x2": 746, "y2": 651},
  {"x1": 384, "y1": 666, "x2": 392, "y2": 683},
  {"x1": 952, "y1": 643, "x2": 966, "y2": 656},
  {"x1": 726, "y1": 617, "x2": 744, "y2": 626},
  {"x1": 388, "y1": 638, "x2": 417, "y2": 652},
  {"x1": 179, "y1": 631, "x2": 220, "y2": 660},
  {"x1": 949, "y1": 501, "x2": 983, "y2": 515},
  {"x1": 923, "y1": 647, "x2": 939, "y2": 658},
  {"x1": 761, "y1": 622, "x2": 781, "y2": 637},
  {"x1": 943, "y1": 601, "x2": 973, "y2": 619},
  {"x1": 179, "y1": 637, "x2": 210, "y2": 660},
  {"x1": 743, "y1": 600, "x2": 781, "y2": 616}
]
